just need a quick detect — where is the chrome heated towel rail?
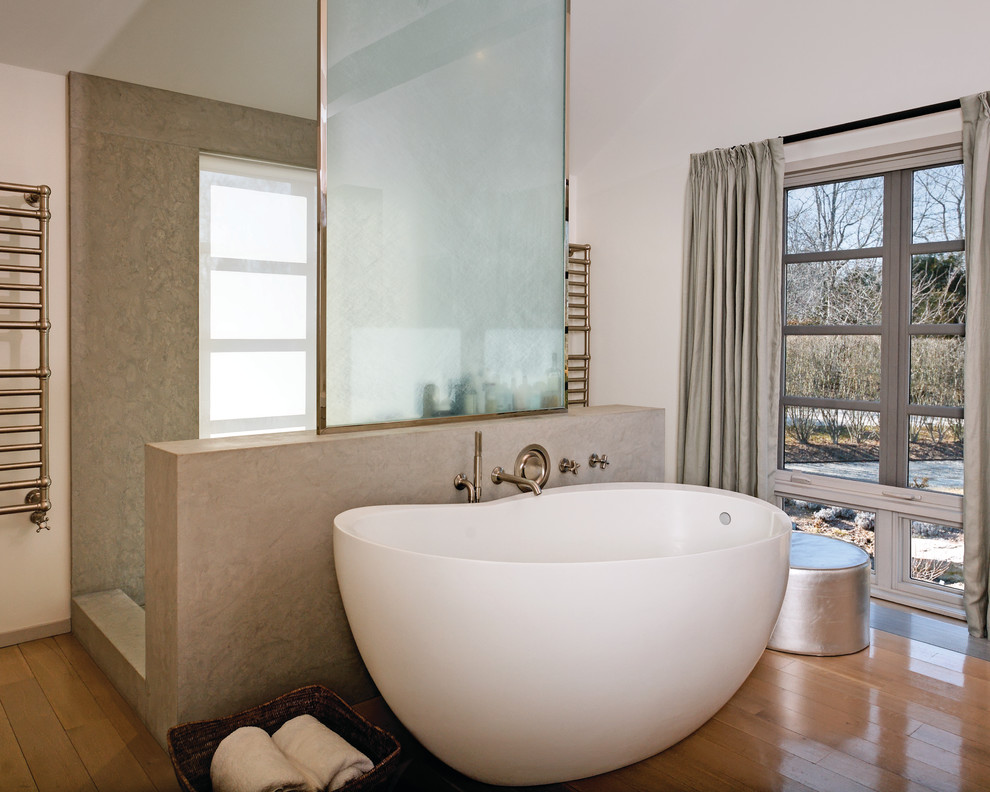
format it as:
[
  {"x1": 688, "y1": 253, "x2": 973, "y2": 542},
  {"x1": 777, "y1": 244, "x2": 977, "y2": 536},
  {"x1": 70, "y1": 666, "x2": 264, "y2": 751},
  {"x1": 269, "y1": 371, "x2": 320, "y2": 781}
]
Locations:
[
  {"x1": 565, "y1": 243, "x2": 590, "y2": 407},
  {"x1": 0, "y1": 182, "x2": 52, "y2": 531}
]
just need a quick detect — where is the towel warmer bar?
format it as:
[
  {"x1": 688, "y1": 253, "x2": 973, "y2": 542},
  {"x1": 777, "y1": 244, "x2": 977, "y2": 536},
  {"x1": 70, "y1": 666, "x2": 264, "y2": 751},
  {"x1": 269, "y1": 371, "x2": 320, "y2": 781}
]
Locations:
[
  {"x1": 565, "y1": 243, "x2": 590, "y2": 407},
  {"x1": 0, "y1": 182, "x2": 51, "y2": 531}
]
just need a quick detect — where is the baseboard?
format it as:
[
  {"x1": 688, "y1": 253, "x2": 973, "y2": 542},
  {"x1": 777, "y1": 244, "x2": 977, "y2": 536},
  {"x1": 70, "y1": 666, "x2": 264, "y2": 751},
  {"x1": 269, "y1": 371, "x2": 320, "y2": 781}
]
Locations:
[
  {"x1": 871, "y1": 602, "x2": 990, "y2": 661},
  {"x1": 0, "y1": 618, "x2": 71, "y2": 649}
]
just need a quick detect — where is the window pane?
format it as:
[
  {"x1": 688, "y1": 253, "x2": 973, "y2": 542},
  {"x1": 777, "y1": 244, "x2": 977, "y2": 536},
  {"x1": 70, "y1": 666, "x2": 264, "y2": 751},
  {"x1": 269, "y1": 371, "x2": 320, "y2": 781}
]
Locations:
[
  {"x1": 912, "y1": 164, "x2": 964, "y2": 243},
  {"x1": 781, "y1": 498, "x2": 875, "y2": 569},
  {"x1": 783, "y1": 406, "x2": 879, "y2": 483},
  {"x1": 785, "y1": 258, "x2": 881, "y2": 326},
  {"x1": 209, "y1": 185, "x2": 309, "y2": 264},
  {"x1": 784, "y1": 335, "x2": 880, "y2": 400},
  {"x1": 199, "y1": 155, "x2": 318, "y2": 440},
  {"x1": 908, "y1": 416, "x2": 963, "y2": 494},
  {"x1": 911, "y1": 520, "x2": 963, "y2": 591},
  {"x1": 910, "y1": 521, "x2": 963, "y2": 589},
  {"x1": 911, "y1": 252, "x2": 966, "y2": 324},
  {"x1": 786, "y1": 177, "x2": 884, "y2": 254},
  {"x1": 211, "y1": 271, "x2": 307, "y2": 340},
  {"x1": 210, "y1": 351, "x2": 306, "y2": 420},
  {"x1": 910, "y1": 335, "x2": 964, "y2": 407}
]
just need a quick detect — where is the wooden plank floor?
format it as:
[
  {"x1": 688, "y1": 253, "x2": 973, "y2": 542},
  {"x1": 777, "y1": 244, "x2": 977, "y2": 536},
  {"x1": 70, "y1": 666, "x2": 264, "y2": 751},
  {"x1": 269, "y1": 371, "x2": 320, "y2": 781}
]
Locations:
[
  {"x1": 357, "y1": 625, "x2": 990, "y2": 792},
  {"x1": 566, "y1": 627, "x2": 990, "y2": 792},
  {"x1": 3, "y1": 625, "x2": 989, "y2": 791},
  {"x1": 0, "y1": 633, "x2": 179, "y2": 792}
]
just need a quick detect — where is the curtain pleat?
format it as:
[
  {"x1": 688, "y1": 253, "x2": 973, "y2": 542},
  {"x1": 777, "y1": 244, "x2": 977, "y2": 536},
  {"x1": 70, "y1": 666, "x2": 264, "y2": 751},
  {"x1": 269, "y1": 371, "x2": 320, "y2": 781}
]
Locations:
[
  {"x1": 962, "y1": 92, "x2": 990, "y2": 638},
  {"x1": 677, "y1": 139, "x2": 784, "y2": 500}
]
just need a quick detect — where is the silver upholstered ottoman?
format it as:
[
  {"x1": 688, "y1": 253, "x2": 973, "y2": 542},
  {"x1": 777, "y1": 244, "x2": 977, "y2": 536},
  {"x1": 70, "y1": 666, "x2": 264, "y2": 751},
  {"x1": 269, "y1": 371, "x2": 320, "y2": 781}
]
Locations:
[{"x1": 768, "y1": 532, "x2": 870, "y2": 656}]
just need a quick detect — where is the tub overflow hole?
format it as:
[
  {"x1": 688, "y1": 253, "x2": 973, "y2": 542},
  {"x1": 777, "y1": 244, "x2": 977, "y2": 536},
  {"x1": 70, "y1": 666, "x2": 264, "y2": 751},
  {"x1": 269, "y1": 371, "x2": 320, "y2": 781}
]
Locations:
[{"x1": 719, "y1": 512, "x2": 732, "y2": 525}]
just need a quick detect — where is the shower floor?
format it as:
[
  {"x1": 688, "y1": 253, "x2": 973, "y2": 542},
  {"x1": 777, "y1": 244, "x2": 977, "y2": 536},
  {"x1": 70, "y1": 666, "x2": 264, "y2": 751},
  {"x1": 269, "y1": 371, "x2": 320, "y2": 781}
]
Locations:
[{"x1": 71, "y1": 588, "x2": 147, "y2": 722}]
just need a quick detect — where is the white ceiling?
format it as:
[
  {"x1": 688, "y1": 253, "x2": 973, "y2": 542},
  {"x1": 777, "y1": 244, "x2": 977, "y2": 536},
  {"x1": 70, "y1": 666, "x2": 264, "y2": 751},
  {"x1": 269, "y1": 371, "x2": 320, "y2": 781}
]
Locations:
[{"x1": 0, "y1": 0, "x2": 318, "y2": 119}]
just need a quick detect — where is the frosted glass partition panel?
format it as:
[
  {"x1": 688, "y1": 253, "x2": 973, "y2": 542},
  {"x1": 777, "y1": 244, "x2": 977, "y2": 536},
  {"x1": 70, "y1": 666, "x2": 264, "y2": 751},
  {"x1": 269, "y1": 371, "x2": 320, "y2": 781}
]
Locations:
[{"x1": 321, "y1": 0, "x2": 566, "y2": 429}]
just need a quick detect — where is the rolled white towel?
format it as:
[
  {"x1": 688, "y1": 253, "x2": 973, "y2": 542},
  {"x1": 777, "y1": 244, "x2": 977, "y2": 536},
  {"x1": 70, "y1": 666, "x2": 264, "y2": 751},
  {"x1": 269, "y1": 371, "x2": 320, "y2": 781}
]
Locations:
[
  {"x1": 272, "y1": 714, "x2": 374, "y2": 791},
  {"x1": 210, "y1": 726, "x2": 318, "y2": 792}
]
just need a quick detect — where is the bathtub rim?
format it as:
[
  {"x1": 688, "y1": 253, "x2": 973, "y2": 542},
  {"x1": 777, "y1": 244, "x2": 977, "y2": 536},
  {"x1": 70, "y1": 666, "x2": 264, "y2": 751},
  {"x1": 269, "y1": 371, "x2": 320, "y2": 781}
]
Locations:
[{"x1": 333, "y1": 481, "x2": 791, "y2": 567}]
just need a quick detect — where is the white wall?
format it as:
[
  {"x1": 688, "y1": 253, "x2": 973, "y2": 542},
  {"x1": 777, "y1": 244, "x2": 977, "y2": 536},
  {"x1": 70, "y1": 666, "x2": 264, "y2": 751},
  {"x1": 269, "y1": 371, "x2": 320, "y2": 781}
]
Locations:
[
  {"x1": 568, "y1": 0, "x2": 990, "y2": 480},
  {"x1": 0, "y1": 63, "x2": 70, "y2": 644},
  {"x1": 4, "y1": 2, "x2": 990, "y2": 638}
]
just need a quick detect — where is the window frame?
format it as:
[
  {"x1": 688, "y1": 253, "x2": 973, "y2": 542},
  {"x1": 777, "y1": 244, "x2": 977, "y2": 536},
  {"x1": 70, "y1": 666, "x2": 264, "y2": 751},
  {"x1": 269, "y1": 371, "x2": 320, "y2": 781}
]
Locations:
[
  {"x1": 199, "y1": 154, "x2": 319, "y2": 439},
  {"x1": 776, "y1": 142, "x2": 965, "y2": 618}
]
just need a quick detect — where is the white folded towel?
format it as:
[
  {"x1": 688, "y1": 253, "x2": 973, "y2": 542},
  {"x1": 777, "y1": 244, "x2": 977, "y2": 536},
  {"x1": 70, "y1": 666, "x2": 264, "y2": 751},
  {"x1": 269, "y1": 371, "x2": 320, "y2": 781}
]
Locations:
[
  {"x1": 210, "y1": 726, "x2": 318, "y2": 792},
  {"x1": 272, "y1": 714, "x2": 374, "y2": 792}
]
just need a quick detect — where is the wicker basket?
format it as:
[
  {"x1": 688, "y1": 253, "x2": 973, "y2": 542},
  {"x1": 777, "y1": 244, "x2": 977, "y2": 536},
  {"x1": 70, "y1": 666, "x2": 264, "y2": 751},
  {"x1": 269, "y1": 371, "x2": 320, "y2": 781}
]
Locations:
[{"x1": 166, "y1": 685, "x2": 401, "y2": 792}]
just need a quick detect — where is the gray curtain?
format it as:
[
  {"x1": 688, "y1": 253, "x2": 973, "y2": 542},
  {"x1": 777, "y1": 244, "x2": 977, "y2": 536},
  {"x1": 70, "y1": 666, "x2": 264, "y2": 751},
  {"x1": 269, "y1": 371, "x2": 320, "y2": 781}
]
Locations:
[
  {"x1": 677, "y1": 138, "x2": 784, "y2": 500},
  {"x1": 962, "y1": 92, "x2": 990, "y2": 638}
]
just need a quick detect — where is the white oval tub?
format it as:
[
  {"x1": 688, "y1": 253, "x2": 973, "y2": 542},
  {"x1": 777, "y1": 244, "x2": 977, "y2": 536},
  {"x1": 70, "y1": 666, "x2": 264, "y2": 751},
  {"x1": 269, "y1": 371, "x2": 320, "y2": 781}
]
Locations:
[{"x1": 333, "y1": 482, "x2": 791, "y2": 786}]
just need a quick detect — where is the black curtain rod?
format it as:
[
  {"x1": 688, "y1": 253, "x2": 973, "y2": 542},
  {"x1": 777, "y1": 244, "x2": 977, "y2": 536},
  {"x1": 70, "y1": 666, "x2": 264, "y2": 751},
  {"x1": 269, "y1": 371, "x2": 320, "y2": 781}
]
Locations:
[{"x1": 782, "y1": 99, "x2": 961, "y2": 145}]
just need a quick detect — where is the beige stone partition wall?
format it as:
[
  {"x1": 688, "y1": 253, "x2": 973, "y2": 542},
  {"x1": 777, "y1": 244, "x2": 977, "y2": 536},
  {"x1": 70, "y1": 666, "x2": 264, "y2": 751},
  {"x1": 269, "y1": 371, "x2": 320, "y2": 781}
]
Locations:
[
  {"x1": 69, "y1": 73, "x2": 317, "y2": 606},
  {"x1": 143, "y1": 405, "x2": 664, "y2": 743}
]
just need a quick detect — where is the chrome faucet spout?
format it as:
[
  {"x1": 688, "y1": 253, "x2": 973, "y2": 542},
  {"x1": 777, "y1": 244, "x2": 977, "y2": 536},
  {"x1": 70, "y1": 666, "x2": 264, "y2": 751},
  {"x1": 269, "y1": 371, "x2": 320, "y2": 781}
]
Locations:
[{"x1": 491, "y1": 466, "x2": 542, "y2": 495}]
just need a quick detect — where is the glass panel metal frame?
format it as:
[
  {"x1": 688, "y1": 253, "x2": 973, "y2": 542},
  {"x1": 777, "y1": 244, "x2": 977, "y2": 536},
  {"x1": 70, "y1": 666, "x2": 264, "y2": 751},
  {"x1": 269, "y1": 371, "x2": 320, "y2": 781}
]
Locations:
[{"x1": 316, "y1": 0, "x2": 568, "y2": 433}]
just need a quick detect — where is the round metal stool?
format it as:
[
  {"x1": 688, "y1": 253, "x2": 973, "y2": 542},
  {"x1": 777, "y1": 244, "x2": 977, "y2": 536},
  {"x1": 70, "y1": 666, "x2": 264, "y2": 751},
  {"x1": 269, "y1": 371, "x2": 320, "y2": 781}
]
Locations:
[{"x1": 768, "y1": 532, "x2": 871, "y2": 656}]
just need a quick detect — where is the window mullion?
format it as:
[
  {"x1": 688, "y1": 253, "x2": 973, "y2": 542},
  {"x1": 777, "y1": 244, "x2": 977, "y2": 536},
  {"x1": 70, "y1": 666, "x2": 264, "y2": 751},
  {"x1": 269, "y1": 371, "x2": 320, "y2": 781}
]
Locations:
[
  {"x1": 777, "y1": 188, "x2": 789, "y2": 473},
  {"x1": 873, "y1": 508, "x2": 896, "y2": 592},
  {"x1": 891, "y1": 171, "x2": 913, "y2": 487},
  {"x1": 783, "y1": 247, "x2": 884, "y2": 265},
  {"x1": 895, "y1": 171, "x2": 914, "y2": 489},
  {"x1": 878, "y1": 171, "x2": 900, "y2": 487}
]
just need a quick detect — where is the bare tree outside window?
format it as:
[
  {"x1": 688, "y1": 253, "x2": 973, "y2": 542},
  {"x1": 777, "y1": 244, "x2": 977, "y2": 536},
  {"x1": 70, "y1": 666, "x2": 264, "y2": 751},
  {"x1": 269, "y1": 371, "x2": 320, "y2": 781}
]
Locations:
[
  {"x1": 913, "y1": 165, "x2": 965, "y2": 243},
  {"x1": 783, "y1": 178, "x2": 885, "y2": 481},
  {"x1": 784, "y1": 335, "x2": 881, "y2": 401},
  {"x1": 786, "y1": 259, "x2": 882, "y2": 326},
  {"x1": 781, "y1": 163, "x2": 964, "y2": 494},
  {"x1": 912, "y1": 252, "x2": 966, "y2": 324},
  {"x1": 786, "y1": 177, "x2": 884, "y2": 254}
]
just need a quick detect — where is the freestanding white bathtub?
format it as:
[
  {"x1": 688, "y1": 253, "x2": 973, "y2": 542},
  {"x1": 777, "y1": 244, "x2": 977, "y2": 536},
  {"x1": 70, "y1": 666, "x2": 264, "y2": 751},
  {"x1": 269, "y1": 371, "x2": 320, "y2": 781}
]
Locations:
[{"x1": 333, "y1": 482, "x2": 791, "y2": 785}]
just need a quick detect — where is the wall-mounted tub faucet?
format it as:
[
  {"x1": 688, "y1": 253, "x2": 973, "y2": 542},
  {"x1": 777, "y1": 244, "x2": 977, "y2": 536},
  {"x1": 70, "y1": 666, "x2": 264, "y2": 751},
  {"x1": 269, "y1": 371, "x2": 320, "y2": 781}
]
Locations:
[
  {"x1": 454, "y1": 431, "x2": 483, "y2": 503},
  {"x1": 491, "y1": 466, "x2": 542, "y2": 496},
  {"x1": 491, "y1": 443, "x2": 550, "y2": 496}
]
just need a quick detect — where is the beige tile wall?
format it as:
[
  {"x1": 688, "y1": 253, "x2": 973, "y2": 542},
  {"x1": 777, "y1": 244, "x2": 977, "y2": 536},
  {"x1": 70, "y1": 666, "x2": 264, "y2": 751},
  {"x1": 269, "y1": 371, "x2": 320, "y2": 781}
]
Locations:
[
  {"x1": 69, "y1": 73, "x2": 317, "y2": 605},
  {"x1": 144, "y1": 405, "x2": 664, "y2": 743}
]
